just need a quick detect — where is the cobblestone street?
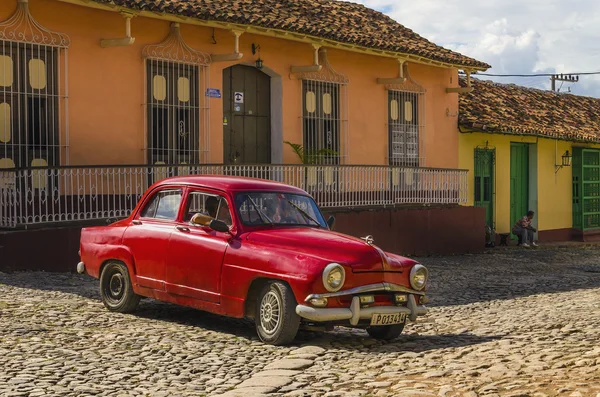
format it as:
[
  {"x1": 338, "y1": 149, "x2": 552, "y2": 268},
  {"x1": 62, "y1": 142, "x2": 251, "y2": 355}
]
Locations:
[{"x1": 1, "y1": 246, "x2": 600, "y2": 397}]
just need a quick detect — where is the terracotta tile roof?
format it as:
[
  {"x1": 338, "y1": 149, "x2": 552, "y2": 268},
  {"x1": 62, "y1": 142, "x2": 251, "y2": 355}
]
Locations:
[
  {"x1": 459, "y1": 78, "x2": 600, "y2": 143},
  {"x1": 87, "y1": 0, "x2": 490, "y2": 69}
]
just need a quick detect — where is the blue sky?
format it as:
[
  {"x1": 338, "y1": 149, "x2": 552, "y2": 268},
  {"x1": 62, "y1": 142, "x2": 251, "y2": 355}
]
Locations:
[{"x1": 343, "y1": 0, "x2": 600, "y2": 98}]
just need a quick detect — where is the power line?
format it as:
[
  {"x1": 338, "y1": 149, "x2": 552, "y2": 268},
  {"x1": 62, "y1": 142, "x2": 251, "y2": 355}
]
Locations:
[{"x1": 459, "y1": 71, "x2": 600, "y2": 77}]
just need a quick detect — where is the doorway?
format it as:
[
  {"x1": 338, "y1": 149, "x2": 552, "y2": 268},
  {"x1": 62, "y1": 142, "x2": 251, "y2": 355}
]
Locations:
[
  {"x1": 510, "y1": 143, "x2": 529, "y2": 239},
  {"x1": 474, "y1": 148, "x2": 495, "y2": 228},
  {"x1": 222, "y1": 65, "x2": 271, "y2": 165}
]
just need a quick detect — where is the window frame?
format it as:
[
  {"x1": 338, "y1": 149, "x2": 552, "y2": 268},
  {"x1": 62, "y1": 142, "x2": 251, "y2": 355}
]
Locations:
[
  {"x1": 146, "y1": 59, "x2": 200, "y2": 165},
  {"x1": 136, "y1": 187, "x2": 184, "y2": 223},
  {"x1": 388, "y1": 89, "x2": 421, "y2": 167},
  {"x1": 182, "y1": 188, "x2": 234, "y2": 227},
  {"x1": 301, "y1": 80, "x2": 341, "y2": 165},
  {"x1": 0, "y1": 41, "x2": 60, "y2": 168}
]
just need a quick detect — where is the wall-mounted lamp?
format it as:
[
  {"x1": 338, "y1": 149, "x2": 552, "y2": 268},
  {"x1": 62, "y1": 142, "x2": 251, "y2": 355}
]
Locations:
[
  {"x1": 251, "y1": 43, "x2": 263, "y2": 70},
  {"x1": 555, "y1": 150, "x2": 572, "y2": 173}
]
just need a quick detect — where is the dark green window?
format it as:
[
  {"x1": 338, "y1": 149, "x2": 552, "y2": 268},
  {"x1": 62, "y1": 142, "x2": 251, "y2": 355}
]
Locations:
[{"x1": 474, "y1": 149, "x2": 495, "y2": 227}]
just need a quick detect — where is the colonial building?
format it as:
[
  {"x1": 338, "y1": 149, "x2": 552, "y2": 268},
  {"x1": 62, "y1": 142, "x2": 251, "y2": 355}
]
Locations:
[
  {"x1": 0, "y1": 0, "x2": 490, "y2": 269},
  {"x1": 459, "y1": 78, "x2": 600, "y2": 243}
]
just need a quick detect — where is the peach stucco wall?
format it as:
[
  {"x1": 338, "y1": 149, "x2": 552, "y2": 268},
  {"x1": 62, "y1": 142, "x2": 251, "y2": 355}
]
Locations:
[{"x1": 0, "y1": 0, "x2": 461, "y2": 168}]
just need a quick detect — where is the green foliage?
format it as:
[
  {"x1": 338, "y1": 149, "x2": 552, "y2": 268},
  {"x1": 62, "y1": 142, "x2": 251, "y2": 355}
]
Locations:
[{"x1": 284, "y1": 141, "x2": 339, "y2": 164}]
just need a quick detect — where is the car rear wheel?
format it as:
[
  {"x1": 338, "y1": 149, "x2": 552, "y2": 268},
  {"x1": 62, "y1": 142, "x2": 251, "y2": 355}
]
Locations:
[
  {"x1": 100, "y1": 261, "x2": 140, "y2": 313},
  {"x1": 255, "y1": 281, "x2": 300, "y2": 345},
  {"x1": 366, "y1": 323, "x2": 405, "y2": 341}
]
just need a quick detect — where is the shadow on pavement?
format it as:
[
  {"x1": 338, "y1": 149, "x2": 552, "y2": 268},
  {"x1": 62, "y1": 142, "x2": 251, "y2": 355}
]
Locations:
[
  {"x1": 132, "y1": 302, "x2": 502, "y2": 353},
  {"x1": 418, "y1": 246, "x2": 600, "y2": 307}
]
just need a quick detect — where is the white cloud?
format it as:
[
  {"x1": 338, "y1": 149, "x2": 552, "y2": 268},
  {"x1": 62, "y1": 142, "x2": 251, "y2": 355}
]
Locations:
[{"x1": 343, "y1": 0, "x2": 600, "y2": 97}]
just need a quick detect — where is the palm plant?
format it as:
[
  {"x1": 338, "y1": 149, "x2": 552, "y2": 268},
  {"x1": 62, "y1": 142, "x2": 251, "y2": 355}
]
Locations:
[{"x1": 284, "y1": 141, "x2": 339, "y2": 164}]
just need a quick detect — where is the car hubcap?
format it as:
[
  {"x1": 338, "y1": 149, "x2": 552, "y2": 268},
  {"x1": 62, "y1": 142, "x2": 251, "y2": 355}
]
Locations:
[
  {"x1": 108, "y1": 273, "x2": 124, "y2": 300},
  {"x1": 260, "y1": 290, "x2": 281, "y2": 335}
]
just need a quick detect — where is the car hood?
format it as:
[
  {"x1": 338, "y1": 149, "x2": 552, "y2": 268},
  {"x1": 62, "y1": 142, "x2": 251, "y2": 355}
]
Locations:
[{"x1": 245, "y1": 227, "x2": 417, "y2": 272}]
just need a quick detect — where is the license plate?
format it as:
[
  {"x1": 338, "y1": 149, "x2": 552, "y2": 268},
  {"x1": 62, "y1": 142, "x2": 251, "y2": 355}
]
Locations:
[{"x1": 370, "y1": 313, "x2": 406, "y2": 326}]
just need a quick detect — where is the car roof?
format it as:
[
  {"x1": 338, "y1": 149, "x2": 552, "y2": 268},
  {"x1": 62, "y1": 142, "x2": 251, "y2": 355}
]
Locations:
[{"x1": 155, "y1": 175, "x2": 309, "y2": 195}]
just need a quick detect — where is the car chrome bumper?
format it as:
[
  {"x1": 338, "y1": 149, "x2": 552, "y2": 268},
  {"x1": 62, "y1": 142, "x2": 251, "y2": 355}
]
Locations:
[
  {"x1": 76, "y1": 261, "x2": 86, "y2": 274},
  {"x1": 296, "y1": 294, "x2": 427, "y2": 326}
]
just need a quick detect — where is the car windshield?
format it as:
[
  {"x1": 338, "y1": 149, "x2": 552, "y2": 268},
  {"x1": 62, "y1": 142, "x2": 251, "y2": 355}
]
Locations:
[{"x1": 235, "y1": 192, "x2": 327, "y2": 228}]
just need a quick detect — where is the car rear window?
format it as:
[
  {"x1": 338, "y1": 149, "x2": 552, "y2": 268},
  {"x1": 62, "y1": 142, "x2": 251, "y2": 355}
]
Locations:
[{"x1": 140, "y1": 189, "x2": 182, "y2": 220}]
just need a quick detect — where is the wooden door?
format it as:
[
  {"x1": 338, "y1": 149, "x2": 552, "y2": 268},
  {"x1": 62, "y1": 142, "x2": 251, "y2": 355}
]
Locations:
[
  {"x1": 223, "y1": 65, "x2": 271, "y2": 165},
  {"x1": 510, "y1": 143, "x2": 529, "y2": 238}
]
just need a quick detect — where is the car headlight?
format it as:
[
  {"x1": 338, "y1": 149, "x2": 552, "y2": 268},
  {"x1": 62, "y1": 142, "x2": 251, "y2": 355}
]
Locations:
[
  {"x1": 322, "y1": 263, "x2": 345, "y2": 292},
  {"x1": 409, "y1": 264, "x2": 428, "y2": 291}
]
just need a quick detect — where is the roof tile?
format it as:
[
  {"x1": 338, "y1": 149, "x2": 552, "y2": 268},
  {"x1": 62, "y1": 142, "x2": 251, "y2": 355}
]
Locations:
[
  {"x1": 86, "y1": 0, "x2": 489, "y2": 69},
  {"x1": 459, "y1": 78, "x2": 600, "y2": 143}
]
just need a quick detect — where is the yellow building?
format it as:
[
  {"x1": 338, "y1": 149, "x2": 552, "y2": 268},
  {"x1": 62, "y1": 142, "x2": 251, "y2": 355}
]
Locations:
[{"x1": 459, "y1": 78, "x2": 600, "y2": 242}]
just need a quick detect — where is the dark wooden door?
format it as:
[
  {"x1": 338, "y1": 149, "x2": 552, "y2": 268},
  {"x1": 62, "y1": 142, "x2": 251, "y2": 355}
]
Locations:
[{"x1": 223, "y1": 65, "x2": 271, "y2": 165}]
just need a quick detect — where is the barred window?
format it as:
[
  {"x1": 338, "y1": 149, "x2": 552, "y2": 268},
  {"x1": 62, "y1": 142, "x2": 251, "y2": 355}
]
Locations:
[
  {"x1": 387, "y1": 72, "x2": 425, "y2": 167},
  {"x1": 298, "y1": 48, "x2": 348, "y2": 165},
  {"x1": 0, "y1": 1, "x2": 69, "y2": 169},
  {"x1": 146, "y1": 59, "x2": 200, "y2": 165},
  {"x1": 143, "y1": 23, "x2": 210, "y2": 166},
  {"x1": 302, "y1": 80, "x2": 341, "y2": 165}
]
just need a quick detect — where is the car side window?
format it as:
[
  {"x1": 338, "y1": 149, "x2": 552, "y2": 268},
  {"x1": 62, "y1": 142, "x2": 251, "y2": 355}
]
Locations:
[
  {"x1": 185, "y1": 191, "x2": 232, "y2": 226},
  {"x1": 140, "y1": 189, "x2": 183, "y2": 221}
]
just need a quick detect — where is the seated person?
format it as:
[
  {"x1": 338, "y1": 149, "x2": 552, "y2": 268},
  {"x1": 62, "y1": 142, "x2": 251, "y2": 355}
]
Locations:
[
  {"x1": 205, "y1": 196, "x2": 232, "y2": 226},
  {"x1": 217, "y1": 199, "x2": 232, "y2": 226},
  {"x1": 511, "y1": 210, "x2": 537, "y2": 248}
]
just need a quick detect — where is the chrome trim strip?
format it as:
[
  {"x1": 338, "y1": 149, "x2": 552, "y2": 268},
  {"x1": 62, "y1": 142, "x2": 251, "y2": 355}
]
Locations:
[{"x1": 304, "y1": 282, "x2": 425, "y2": 302}]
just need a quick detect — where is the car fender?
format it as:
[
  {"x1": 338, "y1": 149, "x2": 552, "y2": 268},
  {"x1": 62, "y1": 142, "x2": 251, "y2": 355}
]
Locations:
[{"x1": 85, "y1": 243, "x2": 137, "y2": 281}]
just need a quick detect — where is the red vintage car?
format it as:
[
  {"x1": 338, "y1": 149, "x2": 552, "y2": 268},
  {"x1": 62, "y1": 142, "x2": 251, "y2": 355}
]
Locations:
[{"x1": 77, "y1": 176, "x2": 429, "y2": 345}]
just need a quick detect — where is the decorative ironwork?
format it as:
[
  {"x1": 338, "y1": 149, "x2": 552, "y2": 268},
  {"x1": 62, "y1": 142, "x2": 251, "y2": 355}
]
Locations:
[
  {"x1": 0, "y1": 0, "x2": 70, "y2": 48},
  {"x1": 0, "y1": 164, "x2": 468, "y2": 229},
  {"x1": 0, "y1": 0, "x2": 70, "y2": 169},
  {"x1": 143, "y1": 23, "x2": 211, "y2": 165},
  {"x1": 297, "y1": 48, "x2": 348, "y2": 84},
  {"x1": 385, "y1": 64, "x2": 426, "y2": 93},
  {"x1": 300, "y1": 48, "x2": 349, "y2": 165},
  {"x1": 142, "y1": 23, "x2": 210, "y2": 66},
  {"x1": 387, "y1": 65, "x2": 426, "y2": 167}
]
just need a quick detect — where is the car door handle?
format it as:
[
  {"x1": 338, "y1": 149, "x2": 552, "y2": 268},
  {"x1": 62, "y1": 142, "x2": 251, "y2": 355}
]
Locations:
[
  {"x1": 176, "y1": 226, "x2": 190, "y2": 233},
  {"x1": 132, "y1": 220, "x2": 142, "y2": 225}
]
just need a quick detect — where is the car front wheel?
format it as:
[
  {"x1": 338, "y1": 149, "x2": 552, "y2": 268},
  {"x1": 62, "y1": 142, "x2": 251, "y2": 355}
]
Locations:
[
  {"x1": 366, "y1": 323, "x2": 405, "y2": 341},
  {"x1": 99, "y1": 261, "x2": 140, "y2": 313},
  {"x1": 255, "y1": 281, "x2": 300, "y2": 345}
]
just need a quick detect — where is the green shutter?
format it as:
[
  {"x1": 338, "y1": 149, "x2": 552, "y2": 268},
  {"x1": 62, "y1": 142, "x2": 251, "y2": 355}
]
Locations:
[
  {"x1": 574, "y1": 148, "x2": 600, "y2": 230},
  {"x1": 510, "y1": 143, "x2": 529, "y2": 238},
  {"x1": 474, "y1": 149, "x2": 495, "y2": 227}
]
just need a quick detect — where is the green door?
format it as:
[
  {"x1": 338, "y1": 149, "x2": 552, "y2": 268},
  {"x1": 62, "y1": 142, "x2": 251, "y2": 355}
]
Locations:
[
  {"x1": 510, "y1": 143, "x2": 529, "y2": 238},
  {"x1": 474, "y1": 149, "x2": 495, "y2": 227}
]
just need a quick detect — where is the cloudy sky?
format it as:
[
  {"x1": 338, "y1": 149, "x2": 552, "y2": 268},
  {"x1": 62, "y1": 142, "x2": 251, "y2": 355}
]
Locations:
[{"x1": 344, "y1": 0, "x2": 600, "y2": 98}]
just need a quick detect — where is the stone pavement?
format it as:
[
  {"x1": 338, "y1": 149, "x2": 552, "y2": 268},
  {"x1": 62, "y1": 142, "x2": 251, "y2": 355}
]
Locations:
[{"x1": 1, "y1": 246, "x2": 600, "y2": 397}]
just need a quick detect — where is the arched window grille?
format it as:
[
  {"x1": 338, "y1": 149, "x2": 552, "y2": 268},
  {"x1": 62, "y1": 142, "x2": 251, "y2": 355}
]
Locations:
[
  {"x1": 0, "y1": 0, "x2": 70, "y2": 170},
  {"x1": 143, "y1": 23, "x2": 210, "y2": 167},
  {"x1": 299, "y1": 48, "x2": 349, "y2": 165},
  {"x1": 386, "y1": 67, "x2": 426, "y2": 167}
]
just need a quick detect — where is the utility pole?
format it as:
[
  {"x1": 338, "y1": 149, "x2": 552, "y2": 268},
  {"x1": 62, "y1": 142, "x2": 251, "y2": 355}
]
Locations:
[{"x1": 551, "y1": 73, "x2": 579, "y2": 92}]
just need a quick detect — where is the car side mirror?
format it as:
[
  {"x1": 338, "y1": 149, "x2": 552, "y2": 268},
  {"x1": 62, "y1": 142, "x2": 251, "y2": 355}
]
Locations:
[
  {"x1": 327, "y1": 216, "x2": 336, "y2": 230},
  {"x1": 210, "y1": 219, "x2": 231, "y2": 233}
]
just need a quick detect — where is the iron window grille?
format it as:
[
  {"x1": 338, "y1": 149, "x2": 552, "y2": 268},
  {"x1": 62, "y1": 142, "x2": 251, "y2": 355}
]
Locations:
[
  {"x1": 299, "y1": 48, "x2": 349, "y2": 166},
  {"x1": 143, "y1": 23, "x2": 210, "y2": 167},
  {"x1": 0, "y1": 0, "x2": 70, "y2": 170},
  {"x1": 386, "y1": 67, "x2": 426, "y2": 167}
]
